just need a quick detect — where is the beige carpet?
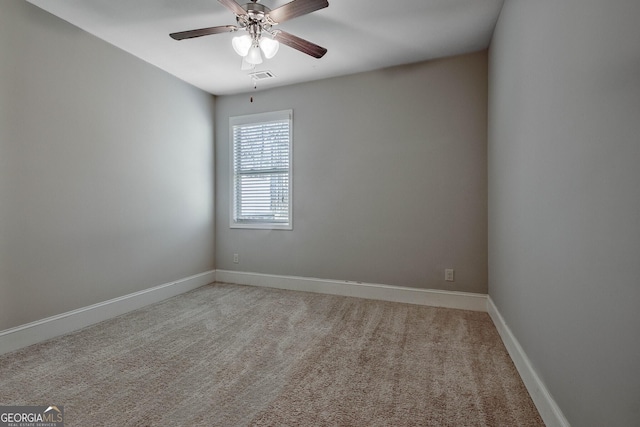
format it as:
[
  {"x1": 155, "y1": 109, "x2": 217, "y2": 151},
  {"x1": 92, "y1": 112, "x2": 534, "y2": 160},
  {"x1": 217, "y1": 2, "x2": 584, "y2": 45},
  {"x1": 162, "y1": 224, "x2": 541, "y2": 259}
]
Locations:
[{"x1": 0, "y1": 283, "x2": 544, "y2": 426}]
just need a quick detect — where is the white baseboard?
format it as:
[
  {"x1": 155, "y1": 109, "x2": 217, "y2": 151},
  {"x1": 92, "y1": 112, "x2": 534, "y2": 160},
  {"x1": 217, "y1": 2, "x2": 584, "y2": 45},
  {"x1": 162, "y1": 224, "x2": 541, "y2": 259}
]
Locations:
[
  {"x1": 216, "y1": 270, "x2": 487, "y2": 312},
  {"x1": 487, "y1": 297, "x2": 570, "y2": 427},
  {"x1": 1, "y1": 268, "x2": 567, "y2": 426},
  {"x1": 0, "y1": 270, "x2": 216, "y2": 356}
]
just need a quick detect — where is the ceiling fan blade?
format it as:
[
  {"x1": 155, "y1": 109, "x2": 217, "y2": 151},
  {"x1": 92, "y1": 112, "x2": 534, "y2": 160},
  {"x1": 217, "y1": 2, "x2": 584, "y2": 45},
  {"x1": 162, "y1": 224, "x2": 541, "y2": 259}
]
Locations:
[
  {"x1": 217, "y1": 0, "x2": 247, "y2": 17},
  {"x1": 273, "y1": 30, "x2": 327, "y2": 58},
  {"x1": 267, "y1": 0, "x2": 329, "y2": 24},
  {"x1": 170, "y1": 25, "x2": 237, "y2": 40}
]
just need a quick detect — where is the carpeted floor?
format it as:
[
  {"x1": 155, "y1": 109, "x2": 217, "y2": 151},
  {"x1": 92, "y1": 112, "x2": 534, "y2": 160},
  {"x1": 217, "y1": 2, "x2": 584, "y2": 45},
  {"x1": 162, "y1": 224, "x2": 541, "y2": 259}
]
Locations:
[{"x1": 0, "y1": 283, "x2": 544, "y2": 426}]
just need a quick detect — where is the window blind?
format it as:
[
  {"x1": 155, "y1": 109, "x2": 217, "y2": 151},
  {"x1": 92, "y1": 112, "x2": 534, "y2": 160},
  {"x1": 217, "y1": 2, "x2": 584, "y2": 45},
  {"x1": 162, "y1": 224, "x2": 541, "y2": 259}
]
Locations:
[{"x1": 231, "y1": 111, "x2": 292, "y2": 228}]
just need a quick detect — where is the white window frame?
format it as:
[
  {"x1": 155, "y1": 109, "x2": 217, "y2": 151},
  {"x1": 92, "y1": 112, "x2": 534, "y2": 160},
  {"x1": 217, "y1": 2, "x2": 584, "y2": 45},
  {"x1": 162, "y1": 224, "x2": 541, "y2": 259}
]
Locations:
[{"x1": 229, "y1": 109, "x2": 293, "y2": 230}]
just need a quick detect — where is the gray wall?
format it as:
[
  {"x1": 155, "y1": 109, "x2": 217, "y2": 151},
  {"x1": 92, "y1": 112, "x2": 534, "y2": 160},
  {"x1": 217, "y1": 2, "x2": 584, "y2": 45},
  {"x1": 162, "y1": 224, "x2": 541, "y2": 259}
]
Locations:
[
  {"x1": 216, "y1": 52, "x2": 488, "y2": 293},
  {"x1": 489, "y1": 0, "x2": 640, "y2": 425},
  {"x1": 0, "y1": 1, "x2": 215, "y2": 331}
]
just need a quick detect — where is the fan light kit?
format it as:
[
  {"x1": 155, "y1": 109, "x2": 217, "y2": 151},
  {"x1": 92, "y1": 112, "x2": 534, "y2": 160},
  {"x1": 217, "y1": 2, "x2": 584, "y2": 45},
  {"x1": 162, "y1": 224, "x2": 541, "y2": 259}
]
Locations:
[{"x1": 170, "y1": 0, "x2": 329, "y2": 70}]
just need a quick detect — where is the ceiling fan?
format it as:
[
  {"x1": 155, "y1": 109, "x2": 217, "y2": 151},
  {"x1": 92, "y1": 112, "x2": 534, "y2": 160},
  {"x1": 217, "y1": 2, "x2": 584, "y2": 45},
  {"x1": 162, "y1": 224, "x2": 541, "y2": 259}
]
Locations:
[{"x1": 170, "y1": 0, "x2": 329, "y2": 68}]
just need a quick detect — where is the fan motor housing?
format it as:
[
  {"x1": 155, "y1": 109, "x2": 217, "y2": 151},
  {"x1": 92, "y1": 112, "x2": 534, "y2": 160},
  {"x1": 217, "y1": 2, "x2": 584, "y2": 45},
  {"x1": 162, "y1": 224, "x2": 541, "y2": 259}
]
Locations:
[{"x1": 238, "y1": 2, "x2": 270, "y2": 26}]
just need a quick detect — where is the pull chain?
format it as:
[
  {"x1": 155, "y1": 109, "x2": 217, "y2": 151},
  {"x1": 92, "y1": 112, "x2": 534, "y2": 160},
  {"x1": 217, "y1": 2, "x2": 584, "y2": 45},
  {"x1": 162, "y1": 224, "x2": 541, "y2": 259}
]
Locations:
[{"x1": 250, "y1": 77, "x2": 258, "y2": 102}]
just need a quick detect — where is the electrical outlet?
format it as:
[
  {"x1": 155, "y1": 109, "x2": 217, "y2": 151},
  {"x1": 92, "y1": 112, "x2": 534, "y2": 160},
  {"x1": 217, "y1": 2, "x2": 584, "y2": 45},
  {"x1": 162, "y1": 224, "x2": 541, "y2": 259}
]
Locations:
[
  {"x1": 445, "y1": 269, "x2": 455, "y2": 282},
  {"x1": 233, "y1": 253, "x2": 239, "y2": 264}
]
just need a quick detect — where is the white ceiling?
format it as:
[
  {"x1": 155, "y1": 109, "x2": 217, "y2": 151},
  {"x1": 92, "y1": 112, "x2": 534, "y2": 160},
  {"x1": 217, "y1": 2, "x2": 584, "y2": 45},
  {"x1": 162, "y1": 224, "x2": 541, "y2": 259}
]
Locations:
[{"x1": 26, "y1": 0, "x2": 504, "y2": 95}]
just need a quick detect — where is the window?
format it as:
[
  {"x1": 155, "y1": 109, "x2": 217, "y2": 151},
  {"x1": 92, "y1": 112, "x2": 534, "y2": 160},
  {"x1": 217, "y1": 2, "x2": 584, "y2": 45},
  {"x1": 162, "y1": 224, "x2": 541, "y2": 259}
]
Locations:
[{"x1": 230, "y1": 110, "x2": 292, "y2": 229}]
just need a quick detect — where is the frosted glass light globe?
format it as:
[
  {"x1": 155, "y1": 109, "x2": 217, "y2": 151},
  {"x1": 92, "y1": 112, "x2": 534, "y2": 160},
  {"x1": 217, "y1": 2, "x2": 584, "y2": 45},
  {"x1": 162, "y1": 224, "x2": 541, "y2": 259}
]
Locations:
[
  {"x1": 260, "y1": 37, "x2": 280, "y2": 59},
  {"x1": 232, "y1": 34, "x2": 252, "y2": 57},
  {"x1": 245, "y1": 45, "x2": 263, "y2": 65}
]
